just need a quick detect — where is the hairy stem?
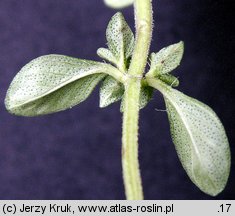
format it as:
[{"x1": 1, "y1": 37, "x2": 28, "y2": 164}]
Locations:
[{"x1": 122, "y1": 0, "x2": 153, "y2": 200}]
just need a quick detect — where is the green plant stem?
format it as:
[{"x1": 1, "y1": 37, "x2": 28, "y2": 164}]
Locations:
[{"x1": 122, "y1": 0, "x2": 153, "y2": 200}]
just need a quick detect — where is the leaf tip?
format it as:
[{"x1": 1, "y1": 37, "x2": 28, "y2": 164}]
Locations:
[{"x1": 110, "y1": 12, "x2": 125, "y2": 23}]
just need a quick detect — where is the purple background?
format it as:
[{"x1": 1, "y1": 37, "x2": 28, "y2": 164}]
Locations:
[{"x1": 0, "y1": 0, "x2": 234, "y2": 199}]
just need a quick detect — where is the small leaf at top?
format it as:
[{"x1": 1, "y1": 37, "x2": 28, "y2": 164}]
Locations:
[
  {"x1": 106, "y1": 12, "x2": 134, "y2": 71},
  {"x1": 5, "y1": 55, "x2": 115, "y2": 116},
  {"x1": 104, "y1": 0, "x2": 134, "y2": 9},
  {"x1": 150, "y1": 41, "x2": 184, "y2": 75},
  {"x1": 150, "y1": 79, "x2": 231, "y2": 196},
  {"x1": 99, "y1": 76, "x2": 124, "y2": 108}
]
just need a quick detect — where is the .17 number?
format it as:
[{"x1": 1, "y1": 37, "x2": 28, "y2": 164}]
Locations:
[{"x1": 219, "y1": 204, "x2": 231, "y2": 213}]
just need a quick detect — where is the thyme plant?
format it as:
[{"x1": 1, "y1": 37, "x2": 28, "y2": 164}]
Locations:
[{"x1": 5, "y1": 0, "x2": 231, "y2": 200}]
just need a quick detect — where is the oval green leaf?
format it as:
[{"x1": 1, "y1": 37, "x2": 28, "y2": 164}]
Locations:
[
  {"x1": 150, "y1": 41, "x2": 184, "y2": 75},
  {"x1": 106, "y1": 12, "x2": 134, "y2": 71},
  {"x1": 5, "y1": 55, "x2": 119, "y2": 116},
  {"x1": 99, "y1": 76, "x2": 124, "y2": 108},
  {"x1": 148, "y1": 79, "x2": 231, "y2": 196}
]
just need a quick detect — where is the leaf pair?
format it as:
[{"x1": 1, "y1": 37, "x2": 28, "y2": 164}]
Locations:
[
  {"x1": 98, "y1": 12, "x2": 153, "y2": 110},
  {"x1": 146, "y1": 43, "x2": 230, "y2": 196},
  {"x1": 5, "y1": 12, "x2": 153, "y2": 116},
  {"x1": 5, "y1": 12, "x2": 152, "y2": 117},
  {"x1": 98, "y1": 12, "x2": 133, "y2": 108}
]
